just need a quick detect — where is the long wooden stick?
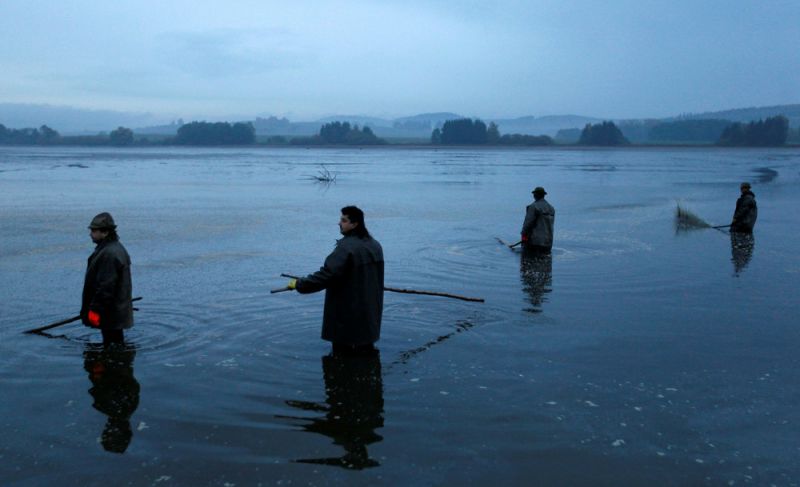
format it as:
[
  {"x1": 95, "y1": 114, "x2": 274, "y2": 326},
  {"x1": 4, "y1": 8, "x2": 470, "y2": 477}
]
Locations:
[
  {"x1": 383, "y1": 286, "x2": 484, "y2": 302},
  {"x1": 279, "y1": 274, "x2": 483, "y2": 303},
  {"x1": 23, "y1": 315, "x2": 81, "y2": 334},
  {"x1": 23, "y1": 297, "x2": 143, "y2": 334}
]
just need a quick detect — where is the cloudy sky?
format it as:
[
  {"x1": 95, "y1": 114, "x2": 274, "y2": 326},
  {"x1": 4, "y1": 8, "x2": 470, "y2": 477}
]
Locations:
[{"x1": 1, "y1": 0, "x2": 798, "y2": 121}]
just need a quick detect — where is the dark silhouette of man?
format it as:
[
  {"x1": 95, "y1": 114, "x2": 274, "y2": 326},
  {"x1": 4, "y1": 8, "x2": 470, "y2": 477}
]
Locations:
[
  {"x1": 81, "y1": 212, "x2": 134, "y2": 345},
  {"x1": 731, "y1": 182, "x2": 757, "y2": 233}
]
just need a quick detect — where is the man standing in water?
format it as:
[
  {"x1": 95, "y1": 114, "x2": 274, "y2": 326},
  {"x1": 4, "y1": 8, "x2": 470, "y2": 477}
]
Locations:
[
  {"x1": 82, "y1": 212, "x2": 134, "y2": 345},
  {"x1": 731, "y1": 182, "x2": 757, "y2": 233},
  {"x1": 287, "y1": 206, "x2": 384, "y2": 356},
  {"x1": 521, "y1": 186, "x2": 555, "y2": 253}
]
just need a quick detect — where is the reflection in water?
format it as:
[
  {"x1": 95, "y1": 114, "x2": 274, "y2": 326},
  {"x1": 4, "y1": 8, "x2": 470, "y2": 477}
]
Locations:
[
  {"x1": 520, "y1": 250, "x2": 553, "y2": 313},
  {"x1": 83, "y1": 344, "x2": 140, "y2": 453},
  {"x1": 754, "y1": 166, "x2": 778, "y2": 183},
  {"x1": 284, "y1": 352, "x2": 384, "y2": 470},
  {"x1": 730, "y1": 232, "x2": 755, "y2": 276}
]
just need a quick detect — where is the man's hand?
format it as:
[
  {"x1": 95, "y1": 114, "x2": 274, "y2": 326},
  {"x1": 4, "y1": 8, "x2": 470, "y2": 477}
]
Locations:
[
  {"x1": 87, "y1": 310, "x2": 101, "y2": 327},
  {"x1": 287, "y1": 279, "x2": 297, "y2": 290},
  {"x1": 521, "y1": 233, "x2": 529, "y2": 243}
]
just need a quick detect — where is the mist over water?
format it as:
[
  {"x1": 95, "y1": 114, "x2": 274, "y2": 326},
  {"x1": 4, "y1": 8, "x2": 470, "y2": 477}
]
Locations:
[{"x1": 1, "y1": 146, "x2": 799, "y2": 486}]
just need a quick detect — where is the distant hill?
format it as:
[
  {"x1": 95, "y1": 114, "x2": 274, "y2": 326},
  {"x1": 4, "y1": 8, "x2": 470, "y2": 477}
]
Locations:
[
  {"x1": 393, "y1": 112, "x2": 463, "y2": 125},
  {"x1": 135, "y1": 121, "x2": 183, "y2": 135},
  {"x1": 316, "y1": 115, "x2": 394, "y2": 128},
  {"x1": 0, "y1": 103, "x2": 166, "y2": 134},
  {"x1": 3, "y1": 102, "x2": 798, "y2": 142},
  {"x1": 489, "y1": 115, "x2": 603, "y2": 137},
  {"x1": 668, "y1": 104, "x2": 800, "y2": 128}
]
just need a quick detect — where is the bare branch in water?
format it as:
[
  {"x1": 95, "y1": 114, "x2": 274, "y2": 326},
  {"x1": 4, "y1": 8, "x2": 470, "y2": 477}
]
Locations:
[{"x1": 303, "y1": 164, "x2": 337, "y2": 184}]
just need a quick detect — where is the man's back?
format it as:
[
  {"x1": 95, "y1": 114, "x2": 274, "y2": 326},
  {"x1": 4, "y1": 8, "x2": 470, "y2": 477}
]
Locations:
[
  {"x1": 297, "y1": 235, "x2": 384, "y2": 345},
  {"x1": 522, "y1": 199, "x2": 555, "y2": 249}
]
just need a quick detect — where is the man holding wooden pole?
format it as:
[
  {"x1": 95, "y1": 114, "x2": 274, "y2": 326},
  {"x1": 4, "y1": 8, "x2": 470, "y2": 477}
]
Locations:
[
  {"x1": 730, "y1": 182, "x2": 757, "y2": 233},
  {"x1": 284, "y1": 206, "x2": 384, "y2": 356},
  {"x1": 82, "y1": 212, "x2": 134, "y2": 345}
]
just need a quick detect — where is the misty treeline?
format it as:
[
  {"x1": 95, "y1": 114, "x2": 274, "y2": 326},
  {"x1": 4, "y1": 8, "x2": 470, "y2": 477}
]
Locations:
[
  {"x1": 0, "y1": 120, "x2": 384, "y2": 147},
  {"x1": 1, "y1": 115, "x2": 794, "y2": 147},
  {"x1": 174, "y1": 121, "x2": 255, "y2": 145},
  {"x1": 578, "y1": 121, "x2": 630, "y2": 146},
  {"x1": 430, "y1": 119, "x2": 553, "y2": 146},
  {"x1": 559, "y1": 116, "x2": 791, "y2": 146},
  {"x1": 717, "y1": 115, "x2": 789, "y2": 147},
  {"x1": 290, "y1": 121, "x2": 386, "y2": 145},
  {"x1": 169, "y1": 120, "x2": 386, "y2": 145},
  {"x1": 0, "y1": 123, "x2": 136, "y2": 146}
]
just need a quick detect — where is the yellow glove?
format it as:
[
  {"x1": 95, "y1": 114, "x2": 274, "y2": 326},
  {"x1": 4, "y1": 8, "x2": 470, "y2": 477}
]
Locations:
[{"x1": 287, "y1": 279, "x2": 297, "y2": 290}]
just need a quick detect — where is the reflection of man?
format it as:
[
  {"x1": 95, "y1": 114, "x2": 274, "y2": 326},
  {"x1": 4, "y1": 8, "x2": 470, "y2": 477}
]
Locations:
[
  {"x1": 81, "y1": 212, "x2": 134, "y2": 345},
  {"x1": 730, "y1": 232, "x2": 755, "y2": 276},
  {"x1": 288, "y1": 206, "x2": 384, "y2": 356},
  {"x1": 83, "y1": 344, "x2": 140, "y2": 453},
  {"x1": 521, "y1": 187, "x2": 555, "y2": 254},
  {"x1": 285, "y1": 352, "x2": 384, "y2": 469},
  {"x1": 520, "y1": 252, "x2": 553, "y2": 313},
  {"x1": 730, "y1": 182, "x2": 757, "y2": 233}
]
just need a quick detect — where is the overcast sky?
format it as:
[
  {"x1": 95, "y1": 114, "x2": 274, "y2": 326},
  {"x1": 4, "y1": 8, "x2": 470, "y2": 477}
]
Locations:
[{"x1": 1, "y1": 0, "x2": 798, "y2": 121}]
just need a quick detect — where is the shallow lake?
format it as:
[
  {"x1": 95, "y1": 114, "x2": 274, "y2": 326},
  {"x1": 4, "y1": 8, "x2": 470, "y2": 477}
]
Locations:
[{"x1": 1, "y1": 146, "x2": 799, "y2": 486}]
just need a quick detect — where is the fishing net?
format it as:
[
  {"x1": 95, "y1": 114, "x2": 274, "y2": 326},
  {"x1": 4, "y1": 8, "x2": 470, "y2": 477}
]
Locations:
[{"x1": 675, "y1": 203, "x2": 711, "y2": 229}]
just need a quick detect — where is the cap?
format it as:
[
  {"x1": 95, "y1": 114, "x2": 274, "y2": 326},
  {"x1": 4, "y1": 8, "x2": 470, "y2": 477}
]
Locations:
[
  {"x1": 532, "y1": 186, "x2": 547, "y2": 195},
  {"x1": 740, "y1": 182, "x2": 751, "y2": 189},
  {"x1": 88, "y1": 212, "x2": 117, "y2": 230}
]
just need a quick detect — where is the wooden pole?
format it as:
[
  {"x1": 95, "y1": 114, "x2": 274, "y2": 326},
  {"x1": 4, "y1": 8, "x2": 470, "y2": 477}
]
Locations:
[
  {"x1": 279, "y1": 274, "x2": 483, "y2": 303},
  {"x1": 495, "y1": 237, "x2": 522, "y2": 249},
  {"x1": 383, "y1": 286, "x2": 484, "y2": 302},
  {"x1": 22, "y1": 315, "x2": 81, "y2": 334},
  {"x1": 23, "y1": 297, "x2": 143, "y2": 335}
]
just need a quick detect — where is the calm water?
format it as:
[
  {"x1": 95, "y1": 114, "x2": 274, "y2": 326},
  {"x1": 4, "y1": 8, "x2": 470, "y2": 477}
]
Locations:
[{"x1": 1, "y1": 146, "x2": 799, "y2": 486}]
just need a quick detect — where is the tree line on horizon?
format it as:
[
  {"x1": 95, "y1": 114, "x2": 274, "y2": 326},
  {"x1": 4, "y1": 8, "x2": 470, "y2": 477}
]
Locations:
[
  {"x1": 0, "y1": 116, "x2": 793, "y2": 147},
  {"x1": 427, "y1": 118, "x2": 634, "y2": 146},
  {"x1": 431, "y1": 119, "x2": 554, "y2": 146},
  {"x1": 716, "y1": 115, "x2": 789, "y2": 147},
  {"x1": 289, "y1": 121, "x2": 386, "y2": 145},
  {"x1": 0, "y1": 123, "x2": 136, "y2": 146}
]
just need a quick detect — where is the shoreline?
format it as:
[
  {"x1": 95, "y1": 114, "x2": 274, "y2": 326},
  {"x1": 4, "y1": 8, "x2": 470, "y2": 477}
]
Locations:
[{"x1": 1, "y1": 143, "x2": 798, "y2": 150}]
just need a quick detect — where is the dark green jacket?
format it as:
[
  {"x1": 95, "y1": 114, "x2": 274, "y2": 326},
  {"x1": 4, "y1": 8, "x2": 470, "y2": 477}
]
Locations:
[
  {"x1": 81, "y1": 239, "x2": 133, "y2": 330},
  {"x1": 521, "y1": 198, "x2": 555, "y2": 249},
  {"x1": 731, "y1": 191, "x2": 757, "y2": 233},
  {"x1": 296, "y1": 234, "x2": 384, "y2": 345}
]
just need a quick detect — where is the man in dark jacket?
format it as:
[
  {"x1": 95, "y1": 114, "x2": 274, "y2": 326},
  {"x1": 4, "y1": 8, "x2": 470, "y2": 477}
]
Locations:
[
  {"x1": 81, "y1": 212, "x2": 134, "y2": 345},
  {"x1": 731, "y1": 182, "x2": 757, "y2": 233},
  {"x1": 521, "y1": 186, "x2": 555, "y2": 253},
  {"x1": 288, "y1": 206, "x2": 384, "y2": 356}
]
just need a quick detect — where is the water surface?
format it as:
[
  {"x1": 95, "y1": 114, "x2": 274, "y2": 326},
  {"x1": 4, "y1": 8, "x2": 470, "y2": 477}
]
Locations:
[{"x1": 1, "y1": 146, "x2": 799, "y2": 486}]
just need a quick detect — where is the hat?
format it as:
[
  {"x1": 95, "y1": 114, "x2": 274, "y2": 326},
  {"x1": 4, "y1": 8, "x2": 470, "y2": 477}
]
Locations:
[
  {"x1": 740, "y1": 182, "x2": 751, "y2": 189},
  {"x1": 88, "y1": 212, "x2": 117, "y2": 230},
  {"x1": 532, "y1": 186, "x2": 547, "y2": 195}
]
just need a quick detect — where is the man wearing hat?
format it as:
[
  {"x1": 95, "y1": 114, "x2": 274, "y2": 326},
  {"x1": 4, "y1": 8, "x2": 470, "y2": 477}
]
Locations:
[
  {"x1": 82, "y1": 212, "x2": 134, "y2": 344},
  {"x1": 730, "y1": 182, "x2": 758, "y2": 233},
  {"x1": 521, "y1": 187, "x2": 555, "y2": 253}
]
